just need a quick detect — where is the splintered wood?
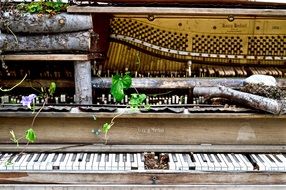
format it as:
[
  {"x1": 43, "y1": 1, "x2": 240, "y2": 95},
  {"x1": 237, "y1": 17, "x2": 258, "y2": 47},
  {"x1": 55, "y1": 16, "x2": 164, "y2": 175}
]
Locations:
[{"x1": 144, "y1": 153, "x2": 169, "y2": 169}]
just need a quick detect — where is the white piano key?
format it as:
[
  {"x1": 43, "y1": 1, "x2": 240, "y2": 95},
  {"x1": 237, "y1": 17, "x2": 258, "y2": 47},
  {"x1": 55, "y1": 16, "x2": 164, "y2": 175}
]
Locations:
[
  {"x1": 204, "y1": 154, "x2": 215, "y2": 171},
  {"x1": 252, "y1": 154, "x2": 267, "y2": 171},
  {"x1": 118, "y1": 154, "x2": 125, "y2": 171},
  {"x1": 26, "y1": 154, "x2": 38, "y2": 170},
  {"x1": 196, "y1": 154, "x2": 208, "y2": 170},
  {"x1": 19, "y1": 153, "x2": 34, "y2": 170},
  {"x1": 182, "y1": 153, "x2": 195, "y2": 170},
  {"x1": 178, "y1": 154, "x2": 189, "y2": 171},
  {"x1": 131, "y1": 153, "x2": 138, "y2": 170},
  {"x1": 39, "y1": 153, "x2": 50, "y2": 170},
  {"x1": 192, "y1": 154, "x2": 202, "y2": 170},
  {"x1": 259, "y1": 154, "x2": 275, "y2": 171},
  {"x1": 45, "y1": 153, "x2": 55, "y2": 170},
  {"x1": 137, "y1": 153, "x2": 145, "y2": 171},
  {"x1": 172, "y1": 153, "x2": 182, "y2": 170},
  {"x1": 227, "y1": 154, "x2": 241, "y2": 171},
  {"x1": 210, "y1": 154, "x2": 221, "y2": 171},
  {"x1": 112, "y1": 153, "x2": 119, "y2": 171},
  {"x1": 13, "y1": 154, "x2": 27, "y2": 170},
  {"x1": 60, "y1": 153, "x2": 70, "y2": 170},
  {"x1": 79, "y1": 153, "x2": 88, "y2": 171},
  {"x1": 64, "y1": 153, "x2": 75, "y2": 170},
  {"x1": 72, "y1": 153, "x2": 81, "y2": 171},
  {"x1": 219, "y1": 154, "x2": 234, "y2": 171},
  {"x1": 125, "y1": 153, "x2": 131, "y2": 171},
  {"x1": 264, "y1": 154, "x2": 279, "y2": 171},
  {"x1": 92, "y1": 153, "x2": 100, "y2": 171},
  {"x1": 276, "y1": 154, "x2": 286, "y2": 170},
  {"x1": 106, "y1": 153, "x2": 113, "y2": 171},
  {"x1": 33, "y1": 153, "x2": 45, "y2": 170},
  {"x1": 233, "y1": 154, "x2": 248, "y2": 171},
  {"x1": 238, "y1": 154, "x2": 253, "y2": 171},
  {"x1": 85, "y1": 153, "x2": 94, "y2": 171},
  {"x1": 52, "y1": 153, "x2": 62, "y2": 170},
  {"x1": 214, "y1": 154, "x2": 227, "y2": 171},
  {"x1": 5, "y1": 154, "x2": 18, "y2": 170},
  {"x1": 98, "y1": 153, "x2": 105, "y2": 170},
  {"x1": 268, "y1": 154, "x2": 284, "y2": 171},
  {"x1": 168, "y1": 153, "x2": 176, "y2": 170},
  {"x1": 259, "y1": 154, "x2": 277, "y2": 171}
]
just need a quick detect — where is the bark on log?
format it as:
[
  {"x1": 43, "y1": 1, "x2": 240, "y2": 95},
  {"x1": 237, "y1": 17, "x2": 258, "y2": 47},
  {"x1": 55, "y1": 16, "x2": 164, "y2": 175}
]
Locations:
[
  {"x1": 74, "y1": 61, "x2": 92, "y2": 104},
  {"x1": 0, "y1": 31, "x2": 90, "y2": 52},
  {"x1": 193, "y1": 86, "x2": 286, "y2": 114},
  {"x1": 0, "y1": 12, "x2": 92, "y2": 33}
]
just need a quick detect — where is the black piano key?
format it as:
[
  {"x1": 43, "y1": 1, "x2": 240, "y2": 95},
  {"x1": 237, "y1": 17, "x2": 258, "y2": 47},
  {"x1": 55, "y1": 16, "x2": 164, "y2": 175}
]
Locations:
[
  {"x1": 130, "y1": 154, "x2": 134, "y2": 162},
  {"x1": 273, "y1": 154, "x2": 282, "y2": 163},
  {"x1": 190, "y1": 153, "x2": 196, "y2": 162},
  {"x1": 115, "y1": 154, "x2": 119, "y2": 162},
  {"x1": 172, "y1": 154, "x2": 178, "y2": 162},
  {"x1": 33, "y1": 154, "x2": 41, "y2": 162},
  {"x1": 15, "y1": 154, "x2": 23, "y2": 162},
  {"x1": 96, "y1": 154, "x2": 102, "y2": 162},
  {"x1": 224, "y1": 154, "x2": 232, "y2": 163},
  {"x1": 0, "y1": 153, "x2": 4, "y2": 160},
  {"x1": 60, "y1": 153, "x2": 66, "y2": 162},
  {"x1": 265, "y1": 154, "x2": 275, "y2": 163},
  {"x1": 8, "y1": 154, "x2": 16, "y2": 162},
  {"x1": 246, "y1": 154, "x2": 259, "y2": 170},
  {"x1": 283, "y1": 154, "x2": 286, "y2": 159},
  {"x1": 200, "y1": 154, "x2": 207, "y2": 162},
  {"x1": 85, "y1": 153, "x2": 91, "y2": 162},
  {"x1": 123, "y1": 154, "x2": 127, "y2": 162},
  {"x1": 41, "y1": 153, "x2": 49, "y2": 162},
  {"x1": 71, "y1": 153, "x2": 77, "y2": 162},
  {"x1": 27, "y1": 154, "x2": 34, "y2": 162},
  {"x1": 182, "y1": 154, "x2": 188, "y2": 162},
  {"x1": 207, "y1": 154, "x2": 214, "y2": 163},
  {"x1": 105, "y1": 154, "x2": 109, "y2": 162},
  {"x1": 78, "y1": 153, "x2": 84, "y2": 162},
  {"x1": 214, "y1": 154, "x2": 222, "y2": 163},
  {"x1": 231, "y1": 154, "x2": 240, "y2": 163},
  {"x1": 256, "y1": 154, "x2": 264, "y2": 163},
  {"x1": 52, "y1": 153, "x2": 59, "y2": 162}
]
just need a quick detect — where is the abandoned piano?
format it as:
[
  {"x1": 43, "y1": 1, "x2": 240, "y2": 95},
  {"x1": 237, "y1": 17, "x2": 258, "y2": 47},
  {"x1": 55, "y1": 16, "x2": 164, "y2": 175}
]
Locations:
[{"x1": 0, "y1": 0, "x2": 285, "y2": 189}]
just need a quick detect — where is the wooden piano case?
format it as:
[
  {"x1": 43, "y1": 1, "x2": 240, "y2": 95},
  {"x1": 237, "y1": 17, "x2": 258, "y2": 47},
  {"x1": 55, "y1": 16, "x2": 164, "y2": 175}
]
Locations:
[{"x1": 0, "y1": 0, "x2": 286, "y2": 189}]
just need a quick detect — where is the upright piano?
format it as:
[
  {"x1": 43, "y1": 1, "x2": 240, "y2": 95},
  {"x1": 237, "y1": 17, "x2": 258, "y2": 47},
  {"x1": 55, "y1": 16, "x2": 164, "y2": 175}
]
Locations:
[{"x1": 0, "y1": 0, "x2": 286, "y2": 189}]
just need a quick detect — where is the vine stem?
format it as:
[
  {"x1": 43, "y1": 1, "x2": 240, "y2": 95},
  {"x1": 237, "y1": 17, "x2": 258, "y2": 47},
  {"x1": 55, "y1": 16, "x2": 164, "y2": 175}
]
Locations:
[
  {"x1": 104, "y1": 106, "x2": 128, "y2": 144},
  {"x1": 31, "y1": 97, "x2": 47, "y2": 127},
  {"x1": 0, "y1": 74, "x2": 27, "y2": 92}
]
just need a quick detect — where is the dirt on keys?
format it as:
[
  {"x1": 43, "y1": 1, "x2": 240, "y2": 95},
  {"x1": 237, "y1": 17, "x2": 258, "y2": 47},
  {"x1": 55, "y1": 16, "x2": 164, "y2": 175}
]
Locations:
[{"x1": 144, "y1": 152, "x2": 169, "y2": 169}]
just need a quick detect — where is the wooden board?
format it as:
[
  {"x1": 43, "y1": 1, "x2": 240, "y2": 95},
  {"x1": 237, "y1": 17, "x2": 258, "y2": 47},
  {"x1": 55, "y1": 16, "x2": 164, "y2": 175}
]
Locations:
[
  {"x1": 0, "y1": 113, "x2": 285, "y2": 145},
  {"x1": 0, "y1": 171, "x2": 285, "y2": 185},
  {"x1": 67, "y1": 7, "x2": 286, "y2": 16},
  {"x1": 1, "y1": 54, "x2": 90, "y2": 61},
  {"x1": 1, "y1": 184, "x2": 286, "y2": 190},
  {"x1": 1, "y1": 144, "x2": 286, "y2": 153}
]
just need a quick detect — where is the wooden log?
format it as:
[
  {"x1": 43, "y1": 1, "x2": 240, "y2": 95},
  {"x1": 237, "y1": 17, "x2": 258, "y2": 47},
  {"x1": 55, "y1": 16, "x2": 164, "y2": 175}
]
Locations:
[
  {"x1": 193, "y1": 86, "x2": 285, "y2": 114},
  {"x1": 0, "y1": 12, "x2": 92, "y2": 33},
  {"x1": 0, "y1": 31, "x2": 90, "y2": 52},
  {"x1": 74, "y1": 61, "x2": 92, "y2": 104}
]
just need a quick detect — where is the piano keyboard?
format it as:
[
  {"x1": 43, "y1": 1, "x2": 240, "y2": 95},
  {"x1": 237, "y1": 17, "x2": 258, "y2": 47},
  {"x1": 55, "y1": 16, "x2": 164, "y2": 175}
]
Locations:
[{"x1": 0, "y1": 153, "x2": 285, "y2": 172}]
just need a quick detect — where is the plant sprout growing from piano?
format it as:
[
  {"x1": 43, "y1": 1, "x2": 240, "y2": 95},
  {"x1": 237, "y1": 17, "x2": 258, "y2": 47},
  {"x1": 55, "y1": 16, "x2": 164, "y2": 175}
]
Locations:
[
  {"x1": 93, "y1": 72, "x2": 149, "y2": 144},
  {"x1": 1, "y1": 77, "x2": 56, "y2": 147}
]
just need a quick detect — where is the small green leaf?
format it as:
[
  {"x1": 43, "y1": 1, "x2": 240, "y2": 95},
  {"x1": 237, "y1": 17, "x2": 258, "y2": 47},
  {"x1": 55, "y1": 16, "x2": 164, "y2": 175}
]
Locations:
[
  {"x1": 25, "y1": 128, "x2": 37, "y2": 143},
  {"x1": 129, "y1": 93, "x2": 146, "y2": 108},
  {"x1": 111, "y1": 78, "x2": 124, "y2": 102},
  {"x1": 102, "y1": 123, "x2": 111, "y2": 134},
  {"x1": 48, "y1": 82, "x2": 56, "y2": 96},
  {"x1": 122, "y1": 74, "x2": 132, "y2": 89}
]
